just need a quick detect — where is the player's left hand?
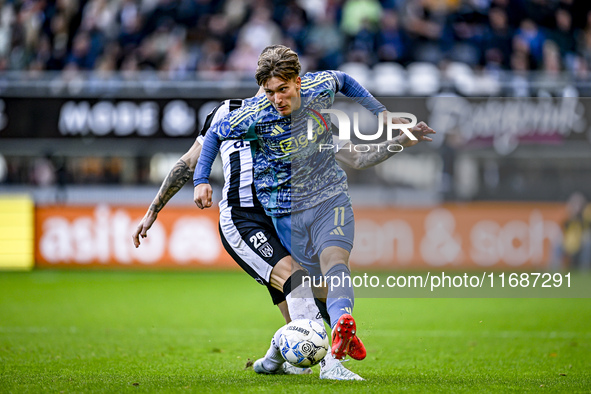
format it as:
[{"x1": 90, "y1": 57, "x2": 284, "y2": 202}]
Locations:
[
  {"x1": 132, "y1": 210, "x2": 158, "y2": 248},
  {"x1": 398, "y1": 121, "x2": 435, "y2": 148}
]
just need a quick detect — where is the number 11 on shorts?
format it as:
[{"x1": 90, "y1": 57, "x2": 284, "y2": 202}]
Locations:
[{"x1": 334, "y1": 207, "x2": 345, "y2": 226}]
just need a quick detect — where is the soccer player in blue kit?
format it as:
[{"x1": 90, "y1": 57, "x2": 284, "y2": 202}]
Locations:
[{"x1": 194, "y1": 45, "x2": 434, "y2": 373}]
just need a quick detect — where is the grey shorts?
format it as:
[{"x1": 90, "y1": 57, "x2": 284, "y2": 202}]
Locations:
[{"x1": 290, "y1": 192, "x2": 354, "y2": 277}]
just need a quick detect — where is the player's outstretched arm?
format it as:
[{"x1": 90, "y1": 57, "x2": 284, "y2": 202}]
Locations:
[
  {"x1": 133, "y1": 139, "x2": 203, "y2": 248},
  {"x1": 334, "y1": 122, "x2": 435, "y2": 170}
]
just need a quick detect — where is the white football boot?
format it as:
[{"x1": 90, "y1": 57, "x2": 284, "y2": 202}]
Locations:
[{"x1": 319, "y1": 360, "x2": 364, "y2": 381}]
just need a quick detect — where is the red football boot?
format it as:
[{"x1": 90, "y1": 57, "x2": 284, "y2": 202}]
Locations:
[
  {"x1": 348, "y1": 334, "x2": 367, "y2": 360},
  {"x1": 331, "y1": 314, "x2": 366, "y2": 360}
]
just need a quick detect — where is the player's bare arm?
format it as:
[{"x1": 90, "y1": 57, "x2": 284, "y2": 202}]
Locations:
[
  {"x1": 335, "y1": 121, "x2": 435, "y2": 170},
  {"x1": 133, "y1": 139, "x2": 202, "y2": 247}
]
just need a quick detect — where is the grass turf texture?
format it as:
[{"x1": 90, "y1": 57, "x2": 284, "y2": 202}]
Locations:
[{"x1": 0, "y1": 271, "x2": 590, "y2": 393}]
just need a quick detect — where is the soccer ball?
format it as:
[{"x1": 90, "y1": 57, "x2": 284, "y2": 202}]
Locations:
[{"x1": 279, "y1": 319, "x2": 329, "y2": 368}]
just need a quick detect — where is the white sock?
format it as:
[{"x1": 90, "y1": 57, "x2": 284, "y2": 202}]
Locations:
[
  {"x1": 261, "y1": 326, "x2": 286, "y2": 372},
  {"x1": 320, "y1": 352, "x2": 340, "y2": 372},
  {"x1": 286, "y1": 282, "x2": 324, "y2": 328}
]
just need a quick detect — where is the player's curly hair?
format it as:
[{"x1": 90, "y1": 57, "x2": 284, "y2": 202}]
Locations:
[{"x1": 255, "y1": 45, "x2": 301, "y2": 86}]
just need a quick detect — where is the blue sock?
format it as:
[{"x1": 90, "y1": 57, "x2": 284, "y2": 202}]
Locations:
[{"x1": 325, "y1": 264, "x2": 354, "y2": 329}]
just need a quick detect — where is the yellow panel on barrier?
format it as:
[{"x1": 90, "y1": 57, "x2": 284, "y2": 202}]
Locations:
[
  {"x1": 0, "y1": 195, "x2": 34, "y2": 270},
  {"x1": 0, "y1": 226, "x2": 31, "y2": 240}
]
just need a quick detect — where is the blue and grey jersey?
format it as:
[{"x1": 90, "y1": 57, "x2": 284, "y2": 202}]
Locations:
[{"x1": 195, "y1": 70, "x2": 386, "y2": 217}]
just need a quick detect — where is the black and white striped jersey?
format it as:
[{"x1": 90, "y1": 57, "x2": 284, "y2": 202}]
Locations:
[{"x1": 197, "y1": 99, "x2": 262, "y2": 211}]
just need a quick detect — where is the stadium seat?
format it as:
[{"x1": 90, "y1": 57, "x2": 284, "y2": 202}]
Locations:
[
  {"x1": 406, "y1": 62, "x2": 441, "y2": 96},
  {"x1": 473, "y1": 73, "x2": 502, "y2": 96},
  {"x1": 444, "y1": 61, "x2": 476, "y2": 95},
  {"x1": 371, "y1": 62, "x2": 407, "y2": 96}
]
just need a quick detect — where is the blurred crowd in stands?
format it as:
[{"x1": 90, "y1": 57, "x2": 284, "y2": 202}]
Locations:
[{"x1": 0, "y1": 0, "x2": 590, "y2": 77}]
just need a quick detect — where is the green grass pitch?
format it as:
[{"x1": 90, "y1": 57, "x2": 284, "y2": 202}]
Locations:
[{"x1": 0, "y1": 270, "x2": 590, "y2": 393}]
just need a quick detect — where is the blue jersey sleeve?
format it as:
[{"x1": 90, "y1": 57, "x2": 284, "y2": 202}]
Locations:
[
  {"x1": 331, "y1": 71, "x2": 386, "y2": 116},
  {"x1": 193, "y1": 130, "x2": 221, "y2": 186}
]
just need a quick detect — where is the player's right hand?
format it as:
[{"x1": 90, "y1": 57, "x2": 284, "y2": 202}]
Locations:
[
  {"x1": 132, "y1": 210, "x2": 157, "y2": 248},
  {"x1": 194, "y1": 183, "x2": 213, "y2": 209}
]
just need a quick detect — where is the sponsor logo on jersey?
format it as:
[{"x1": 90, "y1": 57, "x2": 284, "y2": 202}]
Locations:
[{"x1": 258, "y1": 242, "x2": 274, "y2": 258}]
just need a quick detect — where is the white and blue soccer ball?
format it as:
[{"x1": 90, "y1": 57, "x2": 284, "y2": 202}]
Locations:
[{"x1": 279, "y1": 319, "x2": 329, "y2": 368}]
